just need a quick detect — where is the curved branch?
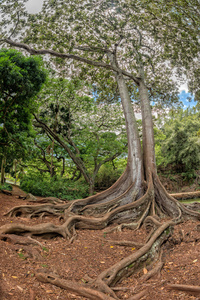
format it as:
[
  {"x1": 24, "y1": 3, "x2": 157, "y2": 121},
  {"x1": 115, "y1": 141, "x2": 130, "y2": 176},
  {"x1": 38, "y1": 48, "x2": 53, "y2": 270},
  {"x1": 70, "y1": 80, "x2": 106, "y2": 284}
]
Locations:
[{"x1": 4, "y1": 39, "x2": 140, "y2": 85}]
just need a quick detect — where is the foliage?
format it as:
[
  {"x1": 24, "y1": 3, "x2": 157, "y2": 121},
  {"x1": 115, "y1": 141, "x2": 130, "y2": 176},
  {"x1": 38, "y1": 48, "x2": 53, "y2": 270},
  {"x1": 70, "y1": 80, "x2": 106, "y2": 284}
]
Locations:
[
  {"x1": 33, "y1": 76, "x2": 127, "y2": 192},
  {"x1": 161, "y1": 109, "x2": 200, "y2": 174},
  {"x1": 0, "y1": 182, "x2": 12, "y2": 191},
  {"x1": 95, "y1": 159, "x2": 126, "y2": 190},
  {"x1": 0, "y1": 48, "x2": 47, "y2": 162},
  {"x1": 20, "y1": 172, "x2": 89, "y2": 200}
]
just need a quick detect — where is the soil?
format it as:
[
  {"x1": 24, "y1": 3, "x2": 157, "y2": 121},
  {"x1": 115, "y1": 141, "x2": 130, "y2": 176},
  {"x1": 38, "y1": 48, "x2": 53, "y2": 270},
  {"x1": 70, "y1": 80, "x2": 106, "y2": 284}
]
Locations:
[{"x1": 0, "y1": 185, "x2": 200, "y2": 300}]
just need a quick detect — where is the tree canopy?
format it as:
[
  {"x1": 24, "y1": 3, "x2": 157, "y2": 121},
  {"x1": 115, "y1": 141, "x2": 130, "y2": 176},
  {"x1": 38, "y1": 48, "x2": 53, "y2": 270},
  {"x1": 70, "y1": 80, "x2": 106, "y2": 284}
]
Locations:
[{"x1": 0, "y1": 48, "x2": 46, "y2": 182}]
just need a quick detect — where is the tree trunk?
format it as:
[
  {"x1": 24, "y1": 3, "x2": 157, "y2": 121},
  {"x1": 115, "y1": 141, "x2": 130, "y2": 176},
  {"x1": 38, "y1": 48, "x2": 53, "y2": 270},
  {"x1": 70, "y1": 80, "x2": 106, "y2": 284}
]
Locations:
[
  {"x1": 60, "y1": 157, "x2": 65, "y2": 177},
  {"x1": 1, "y1": 157, "x2": 6, "y2": 184},
  {"x1": 138, "y1": 69, "x2": 156, "y2": 180},
  {"x1": 50, "y1": 139, "x2": 55, "y2": 178},
  {"x1": 115, "y1": 72, "x2": 143, "y2": 190},
  {"x1": 14, "y1": 159, "x2": 17, "y2": 184}
]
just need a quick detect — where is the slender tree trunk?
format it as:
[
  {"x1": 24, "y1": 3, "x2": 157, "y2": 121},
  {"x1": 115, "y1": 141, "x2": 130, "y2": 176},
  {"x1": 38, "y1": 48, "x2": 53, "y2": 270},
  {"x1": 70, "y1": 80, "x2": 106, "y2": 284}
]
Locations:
[
  {"x1": 14, "y1": 160, "x2": 17, "y2": 184},
  {"x1": 50, "y1": 139, "x2": 55, "y2": 177},
  {"x1": 1, "y1": 157, "x2": 6, "y2": 184},
  {"x1": 60, "y1": 157, "x2": 65, "y2": 177},
  {"x1": 89, "y1": 180, "x2": 95, "y2": 195}
]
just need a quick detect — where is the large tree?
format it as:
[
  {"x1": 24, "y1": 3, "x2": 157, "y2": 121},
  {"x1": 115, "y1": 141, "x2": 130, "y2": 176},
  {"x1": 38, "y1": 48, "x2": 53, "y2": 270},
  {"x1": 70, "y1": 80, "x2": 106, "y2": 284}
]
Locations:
[{"x1": 0, "y1": 0, "x2": 199, "y2": 298}]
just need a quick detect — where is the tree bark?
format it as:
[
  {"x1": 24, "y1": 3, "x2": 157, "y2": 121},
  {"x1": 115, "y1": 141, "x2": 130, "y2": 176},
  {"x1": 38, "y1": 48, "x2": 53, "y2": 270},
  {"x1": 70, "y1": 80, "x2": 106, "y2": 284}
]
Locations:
[
  {"x1": 116, "y1": 72, "x2": 143, "y2": 189},
  {"x1": 138, "y1": 67, "x2": 156, "y2": 180},
  {"x1": 1, "y1": 157, "x2": 6, "y2": 184}
]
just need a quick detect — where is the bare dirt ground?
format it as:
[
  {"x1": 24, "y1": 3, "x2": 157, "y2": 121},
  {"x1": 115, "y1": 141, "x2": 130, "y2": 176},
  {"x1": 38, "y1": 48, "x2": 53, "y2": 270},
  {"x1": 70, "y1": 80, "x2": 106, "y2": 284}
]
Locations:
[{"x1": 0, "y1": 185, "x2": 200, "y2": 300}]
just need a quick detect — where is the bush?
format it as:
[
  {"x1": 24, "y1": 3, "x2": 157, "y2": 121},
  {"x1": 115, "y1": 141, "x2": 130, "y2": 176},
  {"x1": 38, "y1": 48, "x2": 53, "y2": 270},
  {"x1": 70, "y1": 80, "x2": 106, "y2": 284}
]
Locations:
[
  {"x1": 95, "y1": 163, "x2": 125, "y2": 190},
  {"x1": 0, "y1": 182, "x2": 13, "y2": 191},
  {"x1": 20, "y1": 173, "x2": 89, "y2": 200}
]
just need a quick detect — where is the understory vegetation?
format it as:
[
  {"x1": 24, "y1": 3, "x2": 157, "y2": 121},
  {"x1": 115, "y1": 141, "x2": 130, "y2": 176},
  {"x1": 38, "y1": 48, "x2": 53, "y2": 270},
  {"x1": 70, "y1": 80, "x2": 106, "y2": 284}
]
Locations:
[{"x1": 20, "y1": 173, "x2": 89, "y2": 200}]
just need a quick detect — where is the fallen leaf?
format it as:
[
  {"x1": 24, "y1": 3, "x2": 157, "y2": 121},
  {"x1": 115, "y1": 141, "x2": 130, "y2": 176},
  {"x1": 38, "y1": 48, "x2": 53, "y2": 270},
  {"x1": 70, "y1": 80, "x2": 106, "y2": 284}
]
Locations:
[
  {"x1": 143, "y1": 268, "x2": 148, "y2": 274},
  {"x1": 12, "y1": 276, "x2": 18, "y2": 279}
]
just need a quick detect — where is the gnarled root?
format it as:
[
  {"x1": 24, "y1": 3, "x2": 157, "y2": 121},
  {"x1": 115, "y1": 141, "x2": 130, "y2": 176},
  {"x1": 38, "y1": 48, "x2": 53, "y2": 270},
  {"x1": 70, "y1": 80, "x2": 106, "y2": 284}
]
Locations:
[
  {"x1": 35, "y1": 269, "x2": 117, "y2": 300},
  {"x1": 0, "y1": 233, "x2": 44, "y2": 260},
  {"x1": 34, "y1": 220, "x2": 172, "y2": 300},
  {"x1": 0, "y1": 222, "x2": 68, "y2": 238},
  {"x1": 4, "y1": 203, "x2": 70, "y2": 218},
  {"x1": 167, "y1": 284, "x2": 200, "y2": 295}
]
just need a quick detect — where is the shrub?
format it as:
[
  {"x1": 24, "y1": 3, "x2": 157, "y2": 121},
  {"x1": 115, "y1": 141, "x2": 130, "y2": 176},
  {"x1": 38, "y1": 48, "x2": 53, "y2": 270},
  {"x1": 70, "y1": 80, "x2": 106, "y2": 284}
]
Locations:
[
  {"x1": 20, "y1": 173, "x2": 89, "y2": 200},
  {"x1": 95, "y1": 163, "x2": 125, "y2": 190},
  {"x1": 0, "y1": 182, "x2": 12, "y2": 191}
]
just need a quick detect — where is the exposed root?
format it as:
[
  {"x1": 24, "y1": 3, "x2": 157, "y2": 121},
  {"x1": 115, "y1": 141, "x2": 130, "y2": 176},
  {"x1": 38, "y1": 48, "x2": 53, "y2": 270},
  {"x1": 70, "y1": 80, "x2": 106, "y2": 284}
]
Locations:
[
  {"x1": 31, "y1": 221, "x2": 172, "y2": 299},
  {"x1": 141, "y1": 260, "x2": 164, "y2": 282},
  {"x1": 92, "y1": 220, "x2": 173, "y2": 288},
  {"x1": 135, "y1": 200, "x2": 151, "y2": 229},
  {"x1": 4, "y1": 203, "x2": 70, "y2": 218},
  {"x1": 35, "y1": 270, "x2": 117, "y2": 300},
  {"x1": 79, "y1": 182, "x2": 138, "y2": 217},
  {"x1": 127, "y1": 289, "x2": 147, "y2": 300},
  {"x1": 104, "y1": 239, "x2": 144, "y2": 249},
  {"x1": 185, "y1": 202, "x2": 200, "y2": 211},
  {"x1": 105, "y1": 223, "x2": 138, "y2": 233},
  {"x1": 1, "y1": 172, "x2": 200, "y2": 299},
  {"x1": 29, "y1": 197, "x2": 66, "y2": 204},
  {"x1": 0, "y1": 222, "x2": 68, "y2": 238},
  {"x1": 4, "y1": 172, "x2": 200, "y2": 229},
  {"x1": 1, "y1": 189, "x2": 12, "y2": 195},
  {"x1": 140, "y1": 249, "x2": 164, "y2": 282},
  {"x1": 171, "y1": 191, "x2": 200, "y2": 200},
  {"x1": 0, "y1": 233, "x2": 43, "y2": 248},
  {"x1": 0, "y1": 234, "x2": 44, "y2": 260},
  {"x1": 167, "y1": 284, "x2": 200, "y2": 295}
]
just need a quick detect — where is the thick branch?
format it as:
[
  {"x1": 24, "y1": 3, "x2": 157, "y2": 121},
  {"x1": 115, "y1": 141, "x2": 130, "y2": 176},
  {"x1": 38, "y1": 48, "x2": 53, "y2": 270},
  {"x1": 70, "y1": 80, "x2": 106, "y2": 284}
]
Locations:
[{"x1": 4, "y1": 39, "x2": 140, "y2": 85}]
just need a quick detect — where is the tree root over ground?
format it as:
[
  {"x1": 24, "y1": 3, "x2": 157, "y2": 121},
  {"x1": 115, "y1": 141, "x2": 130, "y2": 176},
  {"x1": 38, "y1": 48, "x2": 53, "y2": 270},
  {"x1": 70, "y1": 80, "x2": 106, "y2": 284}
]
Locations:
[
  {"x1": 1, "y1": 174, "x2": 200, "y2": 299},
  {"x1": 167, "y1": 284, "x2": 200, "y2": 295},
  {"x1": 33, "y1": 221, "x2": 172, "y2": 300}
]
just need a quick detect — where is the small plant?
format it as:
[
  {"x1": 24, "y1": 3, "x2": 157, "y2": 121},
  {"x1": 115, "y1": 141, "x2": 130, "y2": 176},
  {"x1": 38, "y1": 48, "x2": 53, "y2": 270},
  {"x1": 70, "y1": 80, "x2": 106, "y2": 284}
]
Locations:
[
  {"x1": 42, "y1": 247, "x2": 49, "y2": 252},
  {"x1": 41, "y1": 264, "x2": 48, "y2": 268},
  {"x1": 17, "y1": 252, "x2": 26, "y2": 260}
]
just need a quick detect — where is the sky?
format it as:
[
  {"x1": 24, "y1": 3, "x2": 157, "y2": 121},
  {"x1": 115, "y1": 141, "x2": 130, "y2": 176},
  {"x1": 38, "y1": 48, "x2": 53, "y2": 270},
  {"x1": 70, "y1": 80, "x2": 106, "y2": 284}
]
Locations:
[
  {"x1": 25, "y1": 0, "x2": 43, "y2": 14},
  {"x1": 25, "y1": 0, "x2": 196, "y2": 109}
]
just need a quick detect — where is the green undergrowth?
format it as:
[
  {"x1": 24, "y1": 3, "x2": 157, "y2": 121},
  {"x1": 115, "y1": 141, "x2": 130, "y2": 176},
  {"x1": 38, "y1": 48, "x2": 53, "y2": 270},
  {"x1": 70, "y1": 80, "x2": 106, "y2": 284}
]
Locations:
[
  {"x1": 0, "y1": 182, "x2": 13, "y2": 191},
  {"x1": 20, "y1": 173, "x2": 89, "y2": 200}
]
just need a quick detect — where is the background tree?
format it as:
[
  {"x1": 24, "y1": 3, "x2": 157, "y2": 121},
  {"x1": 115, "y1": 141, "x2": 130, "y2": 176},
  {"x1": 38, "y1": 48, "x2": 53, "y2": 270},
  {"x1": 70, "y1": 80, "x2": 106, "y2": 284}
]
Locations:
[
  {"x1": 0, "y1": 48, "x2": 46, "y2": 183},
  {"x1": 161, "y1": 108, "x2": 200, "y2": 175},
  {"x1": 33, "y1": 77, "x2": 127, "y2": 194}
]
